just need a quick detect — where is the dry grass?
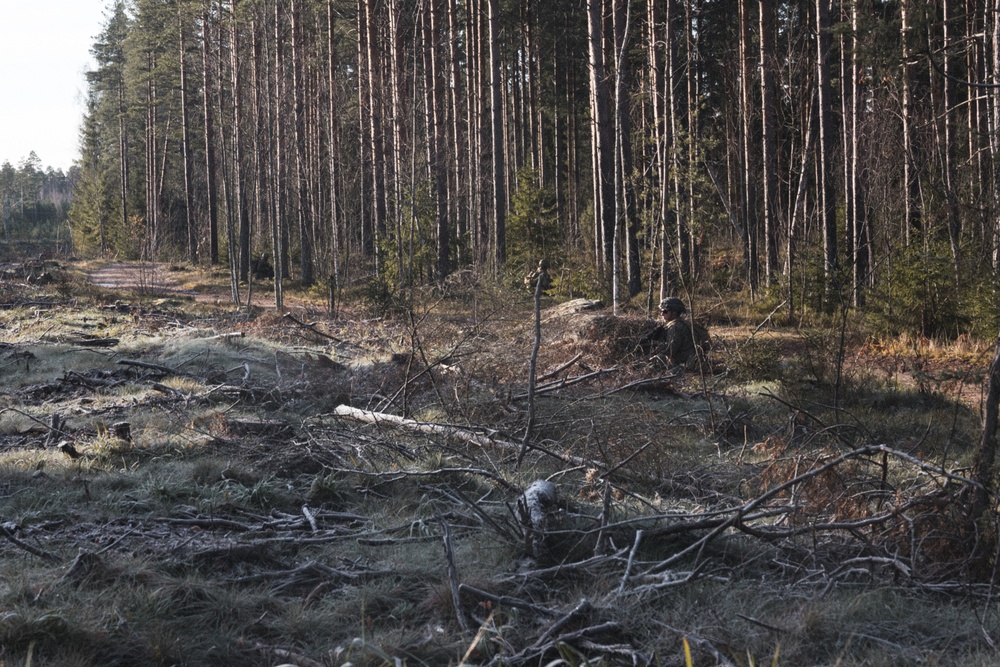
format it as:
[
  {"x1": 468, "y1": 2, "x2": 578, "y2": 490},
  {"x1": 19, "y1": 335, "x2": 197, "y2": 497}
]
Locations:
[{"x1": 1, "y1": 263, "x2": 1000, "y2": 665}]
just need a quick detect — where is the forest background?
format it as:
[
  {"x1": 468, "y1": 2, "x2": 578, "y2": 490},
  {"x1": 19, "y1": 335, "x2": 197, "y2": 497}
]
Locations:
[{"x1": 23, "y1": 0, "x2": 989, "y2": 333}]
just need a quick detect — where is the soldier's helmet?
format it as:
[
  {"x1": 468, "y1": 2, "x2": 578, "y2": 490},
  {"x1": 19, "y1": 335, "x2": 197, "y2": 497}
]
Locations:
[
  {"x1": 659, "y1": 297, "x2": 686, "y2": 314},
  {"x1": 538, "y1": 258, "x2": 550, "y2": 271}
]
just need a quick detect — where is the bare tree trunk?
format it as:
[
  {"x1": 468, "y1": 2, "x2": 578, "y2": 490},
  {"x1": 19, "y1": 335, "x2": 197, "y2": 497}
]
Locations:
[
  {"x1": 739, "y1": 0, "x2": 758, "y2": 296},
  {"x1": 428, "y1": 0, "x2": 450, "y2": 283},
  {"x1": 647, "y1": 0, "x2": 673, "y2": 300},
  {"x1": 326, "y1": 0, "x2": 339, "y2": 311},
  {"x1": 273, "y1": 0, "x2": 290, "y2": 283},
  {"x1": 179, "y1": 8, "x2": 197, "y2": 263},
  {"x1": 290, "y1": 0, "x2": 315, "y2": 285},
  {"x1": 816, "y1": 0, "x2": 838, "y2": 309},
  {"x1": 901, "y1": 0, "x2": 920, "y2": 246},
  {"x1": 941, "y1": 0, "x2": 961, "y2": 277},
  {"x1": 587, "y1": 0, "x2": 614, "y2": 275},
  {"x1": 488, "y1": 0, "x2": 506, "y2": 268},
  {"x1": 232, "y1": 0, "x2": 251, "y2": 284},
  {"x1": 364, "y1": 0, "x2": 388, "y2": 269},
  {"x1": 446, "y1": 0, "x2": 466, "y2": 266},
  {"x1": 849, "y1": 1, "x2": 869, "y2": 306},
  {"x1": 759, "y1": 0, "x2": 778, "y2": 288},
  {"x1": 202, "y1": 4, "x2": 220, "y2": 265}
]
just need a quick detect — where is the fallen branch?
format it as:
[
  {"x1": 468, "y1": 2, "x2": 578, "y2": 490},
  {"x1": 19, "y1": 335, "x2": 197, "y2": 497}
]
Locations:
[
  {"x1": 511, "y1": 367, "x2": 618, "y2": 400},
  {"x1": 282, "y1": 312, "x2": 344, "y2": 343},
  {"x1": 458, "y1": 583, "x2": 560, "y2": 616},
  {"x1": 538, "y1": 353, "x2": 583, "y2": 382},
  {"x1": 118, "y1": 359, "x2": 180, "y2": 376},
  {"x1": 0, "y1": 524, "x2": 59, "y2": 562},
  {"x1": 332, "y1": 404, "x2": 519, "y2": 451}
]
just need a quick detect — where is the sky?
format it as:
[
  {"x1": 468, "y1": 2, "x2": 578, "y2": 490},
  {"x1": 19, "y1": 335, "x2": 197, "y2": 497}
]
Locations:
[{"x1": 0, "y1": 2, "x2": 108, "y2": 173}]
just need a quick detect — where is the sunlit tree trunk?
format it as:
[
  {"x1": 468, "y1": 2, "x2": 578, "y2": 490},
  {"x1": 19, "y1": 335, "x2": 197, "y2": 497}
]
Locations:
[{"x1": 816, "y1": 0, "x2": 838, "y2": 308}]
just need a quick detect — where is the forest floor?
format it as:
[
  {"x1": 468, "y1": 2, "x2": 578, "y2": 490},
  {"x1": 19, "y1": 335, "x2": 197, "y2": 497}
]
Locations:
[{"x1": 0, "y1": 257, "x2": 998, "y2": 666}]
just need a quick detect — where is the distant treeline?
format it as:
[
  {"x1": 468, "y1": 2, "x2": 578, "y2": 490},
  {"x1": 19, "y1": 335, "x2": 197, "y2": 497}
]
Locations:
[{"x1": 0, "y1": 152, "x2": 76, "y2": 243}]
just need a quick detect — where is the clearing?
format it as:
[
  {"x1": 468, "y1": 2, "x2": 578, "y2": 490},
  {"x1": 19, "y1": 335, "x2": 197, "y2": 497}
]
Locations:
[{"x1": 0, "y1": 259, "x2": 997, "y2": 666}]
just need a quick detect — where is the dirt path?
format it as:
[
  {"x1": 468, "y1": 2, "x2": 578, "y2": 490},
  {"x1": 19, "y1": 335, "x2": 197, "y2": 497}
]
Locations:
[
  {"x1": 85, "y1": 261, "x2": 302, "y2": 310},
  {"x1": 87, "y1": 262, "x2": 198, "y2": 298}
]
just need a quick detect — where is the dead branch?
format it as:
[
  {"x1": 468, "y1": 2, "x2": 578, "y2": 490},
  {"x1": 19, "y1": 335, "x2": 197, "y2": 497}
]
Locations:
[
  {"x1": 70, "y1": 336, "x2": 119, "y2": 348},
  {"x1": 118, "y1": 359, "x2": 180, "y2": 376},
  {"x1": 156, "y1": 516, "x2": 255, "y2": 532},
  {"x1": 458, "y1": 583, "x2": 560, "y2": 616},
  {"x1": 518, "y1": 272, "x2": 545, "y2": 466},
  {"x1": 0, "y1": 524, "x2": 59, "y2": 562},
  {"x1": 333, "y1": 404, "x2": 518, "y2": 451},
  {"x1": 510, "y1": 367, "x2": 618, "y2": 400},
  {"x1": 440, "y1": 519, "x2": 471, "y2": 632},
  {"x1": 282, "y1": 312, "x2": 344, "y2": 343},
  {"x1": 538, "y1": 353, "x2": 583, "y2": 382}
]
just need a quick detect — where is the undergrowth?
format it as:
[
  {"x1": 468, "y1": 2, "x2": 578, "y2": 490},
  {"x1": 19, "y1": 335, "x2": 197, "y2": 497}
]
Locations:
[{"x1": 0, "y1": 263, "x2": 998, "y2": 665}]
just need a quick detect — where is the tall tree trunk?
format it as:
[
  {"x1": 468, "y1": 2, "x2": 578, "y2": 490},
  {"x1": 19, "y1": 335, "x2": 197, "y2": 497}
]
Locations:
[
  {"x1": 273, "y1": 0, "x2": 289, "y2": 288},
  {"x1": 202, "y1": 5, "x2": 220, "y2": 265},
  {"x1": 901, "y1": 0, "x2": 920, "y2": 245},
  {"x1": 446, "y1": 0, "x2": 466, "y2": 266},
  {"x1": 291, "y1": 0, "x2": 315, "y2": 285},
  {"x1": 179, "y1": 8, "x2": 197, "y2": 263},
  {"x1": 488, "y1": 0, "x2": 506, "y2": 267},
  {"x1": 739, "y1": 0, "x2": 759, "y2": 295},
  {"x1": 816, "y1": 0, "x2": 838, "y2": 309},
  {"x1": 587, "y1": 0, "x2": 614, "y2": 274},
  {"x1": 326, "y1": 0, "x2": 339, "y2": 310},
  {"x1": 648, "y1": 0, "x2": 673, "y2": 299},
  {"x1": 428, "y1": 0, "x2": 450, "y2": 283},
  {"x1": 232, "y1": 0, "x2": 251, "y2": 284},
  {"x1": 850, "y1": 0, "x2": 869, "y2": 305},
  {"x1": 941, "y1": 0, "x2": 961, "y2": 275},
  {"x1": 759, "y1": 0, "x2": 778, "y2": 288},
  {"x1": 363, "y1": 0, "x2": 388, "y2": 270},
  {"x1": 612, "y1": 0, "x2": 640, "y2": 299}
]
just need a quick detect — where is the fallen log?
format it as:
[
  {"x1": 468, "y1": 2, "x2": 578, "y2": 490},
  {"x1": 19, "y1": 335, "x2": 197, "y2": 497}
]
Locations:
[{"x1": 332, "y1": 404, "x2": 518, "y2": 451}]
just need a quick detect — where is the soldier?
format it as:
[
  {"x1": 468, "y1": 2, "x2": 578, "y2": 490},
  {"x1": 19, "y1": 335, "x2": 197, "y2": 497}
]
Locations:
[
  {"x1": 651, "y1": 297, "x2": 711, "y2": 370},
  {"x1": 524, "y1": 258, "x2": 553, "y2": 293}
]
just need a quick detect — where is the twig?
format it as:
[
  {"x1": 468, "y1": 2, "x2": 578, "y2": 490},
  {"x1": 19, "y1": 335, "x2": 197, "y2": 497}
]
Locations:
[
  {"x1": 440, "y1": 519, "x2": 471, "y2": 633},
  {"x1": 617, "y1": 529, "x2": 643, "y2": 595}
]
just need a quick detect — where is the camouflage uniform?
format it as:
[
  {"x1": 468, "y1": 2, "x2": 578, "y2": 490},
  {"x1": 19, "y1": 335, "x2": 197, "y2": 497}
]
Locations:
[
  {"x1": 651, "y1": 297, "x2": 709, "y2": 370},
  {"x1": 524, "y1": 259, "x2": 553, "y2": 293},
  {"x1": 656, "y1": 317, "x2": 697, "y2": 368}
]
